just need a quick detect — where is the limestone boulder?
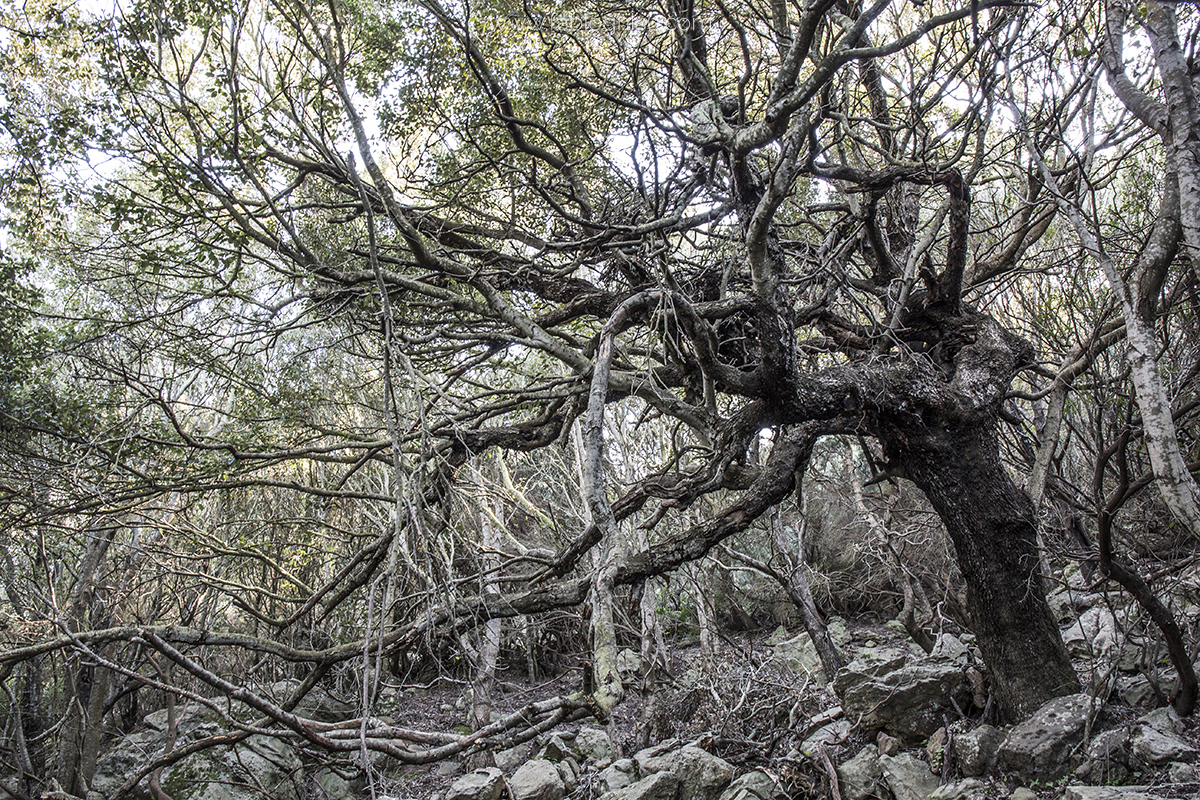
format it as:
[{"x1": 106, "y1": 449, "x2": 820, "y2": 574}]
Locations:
[
  {"x1": 953, "y1": 724, "x2": 1003, "y2": 777},
  {"x1": 446, "y1": 768, "x2": 505, "y2": 800},
  {"x1": 1129, "y1": 722, "x2": 1198, "y2": 765},
  {"x1": 716, "y1": 770, "x2": 785, "y2": 800},
  {"x1": 634, "y1": 744, "x2": 734, "y2": 800},
  {"x1": 92, "y1": 729, "x2": 303, "y2": 800},
  {"x1": 509, "y1": 759, "x2": 565, "y2": 800},
  {"x1": 597, "y1": 759, "x2": 638, "y2": 794},
  {"x1": 928, "y1": 778, "x2": 986, "y2": 800},
  {"x1": 599, "y1": 771, "x2": 680, "y2": 800},
  {"x1": 878, "y1": 753, "x2": 938, "y2": 800},
  {"x1": 1062, "y1": 607, "x2": 1119, "y2": 660},
  {"x1": 835, "y1": 744, "x2": 883, "y2": 800},
  {"x1": 997, "y1": 693, "x2": 1095, "y2": 781},
  {"x1": 573, "y1": 726, "x2": 616, "y2": 762},
  {"x1": 834, "y1": 656, "x2": 970, "y2": 745},
  {"x1": 774, "y1": 631, "x2": 825, "y2": 680},
  {"x1": 1062, "y1": 788, "x2": 1157, "y2": 800}
]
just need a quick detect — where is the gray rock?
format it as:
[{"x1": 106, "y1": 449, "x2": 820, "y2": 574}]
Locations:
[
  {"x1": 446, "y1": 768, "x2": 505, "y2": 800},
  {"x1": 1168, "y1": 760, "x2": 1198, "y2": 782},
  {"x1": 954, "y1": 724, "x2": 1003, "y2": 777},
  {"x1": 556, "y1": 759, "x2": 579, "y2": 794},
  {"x1": 509, "y1": 759, "x2": 565, "y2": 800},
  {"x1": 312, "y1": 767, "x2": 359, "y2": 800},
  {"x1": 1009, "y1": 789, "x2": 1036, "y2": 800},
  {"x1": 92, "y1": 730, "x2": 303, "y2": 800},
  {"x1": 997, "y1": 693, "x2": 1095, "y2": 781},
  {"x1": 1136, "y1": 705, "x2": 1182, "y2": 735},
  {"x1": 538, "y1": 733, "x2": 572, "y2": 762},
  {"x1": 1075, "y1": 726, "x2": 1132, "y2": 785},
  {"x1": 1047, "y1": 587, "x2": 1103, "y2": 624},
  {"x1": 597, "y1": 759, "x2": 638, "y2": 794},
  {"x1": 928, "y1": 778, "x2": 985, "y2": 800},
  {"x1": 617, "y1": 648, "x2": 641, "y2": 676},
  {"x1": 1129, "y1": 722, "x2": 1199, "y2": 765},
  {"x1": 799, "y1": 719, "x2": 851, "y2": 755},
  {"x1": 634, "y1": 744, "x2": 733, "y2": 800},
  {"x1": 835, "y1": 745, "x2": 883, "y2": 800},
  {"x1": 717, "y1": 770, "x2": 785, "y2": 800},
  {"x1": 269, "y1": 679, "x2": 354, "y2": 723},
  {"x1": 573, "y1": 726, "x2": 616, "y2": 762},
  {"x1": 599, "y1": 771, "x2": 680, "y2": 800},
  {"x1": 878, "y1": 753, "x2": 938, "y2": 800},
  {"x1": 1062, "y1": 788, "x2": 1157, "y2": 800},
  {"x1": 930, "y1": 634, "x2": 970, "y2": 665},
  {"x1": 494, "y1": 741, "x2": 533, "y2": 772},
  {"x1": 1062, "y1": 607, "x2": 1119, "y2": 660},
  {"x1": 835, "y1": 656, "x2": 970, "y2": 745},
  {"x1": 437, "y1": 760, "x2": 463, "y2": 777},
  {"x1": 774, "y1": 631, "x2": 826, "y2": 680}
]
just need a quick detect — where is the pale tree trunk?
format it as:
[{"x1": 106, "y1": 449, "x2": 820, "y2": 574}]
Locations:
[
  {"x1": 770, "y1": 506, "x2": 844, "y2": 678},
  {"x1": 54, "y1": 523, "x2": 115, "y2": 796},
  {"x1": 583, "y1": 293, "x2": 660, "y2": 718},
  {"x1": 635, "y1": 573, "x2": 669, "y2": 750},
  {"x1": 468, "y1": 472, "x2": 504, "y2": 767},
  {"x1": 1074, "y1": 1, "x2": 1200, "y2": 542},
  {"x1": 692, "y1": 559, "x2": 717, "y2": 661}
]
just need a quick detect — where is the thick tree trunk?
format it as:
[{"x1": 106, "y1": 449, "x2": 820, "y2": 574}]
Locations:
[{"x1": 882, "y1": 418, "x2": 1081, "y2": 721}]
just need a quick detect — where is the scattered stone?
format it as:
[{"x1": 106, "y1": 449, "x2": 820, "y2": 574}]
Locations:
[
  {"x1": 1009, "y1": 789, "x2": 1036, "y2": 800},
  {"x1": 446, "y1": 768, "x2": 505, "y2": 800},
  {"x1": 878, "y1": 753, "x2": 939, "y2": 800},
  {"x1": 774, "y1": 631, "x2": 825, "y2": 680},
  {"x1": 926, "y1": 726, "x2": 948, "y2": 772},
  {"x1": 538, "y1": 733, "x2": 572, "y2": 762},
  {"x1": 599, "y1": 771, "x2": 679, "y2": 800},
  {"x1": 1168, "y1": 760, "x2": 1198, "y2": 782},
  {"x1": 494, "y1": 741, "x2": 533, "y2": 773},
  {"x1": 835, "y1": 656, "x2": 970, "y2": 745},
  {"x1": 930, "y1": 634, "x2": 970, "y2": 665},
  {"x1": 717, "y1": 770, "x2": 786, "y2": 800},
  {"x1": 1062, "y1": 787, "x2": 1157, "y2": 800},
  {"x1": 799, "y1": 719, "x2": 851, "y2": 755},
  {"x1": 954, "y1": 724, "x2": 1003, "y2": 777},
  {"x1": 597, "y1": 759, "x2": 638, "y2": 794},
  {"x1": 617, "y1": 648, "x2": 641, "y2": 676},
  {"x1": 556, "y1": 759, "x2": 579, "y2": 794},
  {"x1": 509, "y1": 759, "x2": 565, "y2": 800},
  {"x1": 1062, "y1": 607, "x2": 1119, "y2": 660},
  {"x1": 573, "y1": 726, "x2": 616, "y2": 762},
  {"x1": 997, "y1": 693, "x2": 1095, "y2": 781},
  {"x1": 1075, "y1": 726, "x2": 1131, "y2": 783},
  {"x1": 876, "y1": 732, "x2": 900, "y2": 757},
  {"x1": 312, "y1": 767, "x2": 358, "y2": 800},
  {"x1": 1129, "y1": 722, "x2": 1199, "y2": 765},
  {"x1": 269, "y1": 679, "x2": 355, "y2": 723},
  {"x1": 634, "y1": 744, "x2": 733, "y2": 800},
  {"x1": 928, "y1": 778, "x2": 985, "y2": 800},
  {"x1": 437, "y1": 760, "x2": 463, "y2": 777},
  {"x1": 91, "y1": 729, "x2": 304, "y2": 800},
  {"x1": 835, "y1": 745, "x2": 883, "y2": 800},
  {"x1": 1137, "y1": 705, "x2": 1182, "y2": 735}
]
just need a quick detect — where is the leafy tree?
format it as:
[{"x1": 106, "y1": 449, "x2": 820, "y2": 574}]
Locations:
[{"x1": 4, "y1": 0, "x2": 1200, "y2": 794}]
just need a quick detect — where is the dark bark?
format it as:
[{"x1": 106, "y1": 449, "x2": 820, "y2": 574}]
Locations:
[{"x1": 880, "y1": 415, "x2": 1081, "y2": 720}]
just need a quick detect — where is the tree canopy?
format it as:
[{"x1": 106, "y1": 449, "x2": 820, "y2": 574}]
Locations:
[{"x1": 2, "y1": 0, "x2": 1200, "y2": 796}]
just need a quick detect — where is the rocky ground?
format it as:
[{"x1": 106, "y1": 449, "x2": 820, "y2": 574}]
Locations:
[{"x1": 72, "y1": 569, "x2": 1200, "y2": 800}]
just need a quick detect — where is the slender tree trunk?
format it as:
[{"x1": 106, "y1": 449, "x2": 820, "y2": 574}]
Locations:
[
  {"x1": 468, "y1": 482, "x2": 503, "y2": 767},
  {"x1": 770, "y1": 506, "x2": 844, "y2": 677}
]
